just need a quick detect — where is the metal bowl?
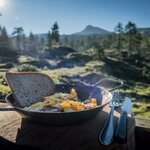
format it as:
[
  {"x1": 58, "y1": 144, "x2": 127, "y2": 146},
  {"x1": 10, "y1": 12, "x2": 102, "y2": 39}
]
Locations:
[{"x1": 5, "y1": 84, "x2": 112, "y2": 126}]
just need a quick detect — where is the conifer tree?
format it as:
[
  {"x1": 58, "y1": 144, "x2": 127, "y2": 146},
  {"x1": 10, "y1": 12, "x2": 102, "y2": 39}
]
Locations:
[
  {"x1": 12, "y1": 27, "x2": 24, "y2": 50},
  {"x1": 47, "y1": 30, "x2": 52, "y2": 49},
  {"x1": 114, "y1": 22, "x2": 123, "y2": 51},
  {"x1": 51, "y1": 22, "x2": 59, "y2": 43}
]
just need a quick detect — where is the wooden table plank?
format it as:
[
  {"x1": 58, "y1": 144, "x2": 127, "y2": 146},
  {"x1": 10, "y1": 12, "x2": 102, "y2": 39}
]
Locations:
[{"x1": 0, "y1": 102, "x2": 135, "y2": 150}]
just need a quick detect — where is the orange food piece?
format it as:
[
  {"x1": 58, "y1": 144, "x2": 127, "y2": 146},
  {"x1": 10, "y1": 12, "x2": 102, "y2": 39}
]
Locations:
[
  {"x1": 70, "y1": 88, "x2": 77, "y2": 99},
  {"x1": 60, "y1": 100, "x2": 84, "y2": 111},
  {"x1": 90, "y1": 98, "x2": 97, "y2": 104}
]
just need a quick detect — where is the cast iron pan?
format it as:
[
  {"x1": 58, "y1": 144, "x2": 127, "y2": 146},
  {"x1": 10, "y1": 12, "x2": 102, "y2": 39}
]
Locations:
[{"x1": 5, "y1": 84, "x2": 112, "y2": 126}]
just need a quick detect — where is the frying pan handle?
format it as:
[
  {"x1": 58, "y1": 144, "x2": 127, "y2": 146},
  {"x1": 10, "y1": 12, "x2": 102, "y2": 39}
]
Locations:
[
  {"x1": 93, "y1": 78, "x2": 124, "y2": 92},
  {"x1": 0, "y1": 107, "x2": 15, "y2": 111}
]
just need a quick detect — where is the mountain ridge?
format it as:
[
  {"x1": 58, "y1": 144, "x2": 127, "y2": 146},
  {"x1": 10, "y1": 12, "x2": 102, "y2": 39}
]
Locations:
[
  {"x1": 72, "y1": 25, "x2": 111, "y2": 35},
  {"x1": 37, "y1": 25, "x2": 150, "y2": 38},
  {"x1": 138, "y1": 28, "x2": 150, "y2": 36}
]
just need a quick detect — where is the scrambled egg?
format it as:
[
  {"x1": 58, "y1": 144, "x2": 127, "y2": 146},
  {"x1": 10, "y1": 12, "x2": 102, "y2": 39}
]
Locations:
[
  {"x1": 60, "y1": 100, "x2": 85, "y2": 111},
  {"x1": 23, "y1": 88, "x2": 97, "y2": 112}
]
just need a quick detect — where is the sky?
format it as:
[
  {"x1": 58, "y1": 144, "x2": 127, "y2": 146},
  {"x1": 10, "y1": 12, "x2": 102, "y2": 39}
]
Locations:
[{"x1": 0, "y1": 0, "x2": 150, "y2": 35}]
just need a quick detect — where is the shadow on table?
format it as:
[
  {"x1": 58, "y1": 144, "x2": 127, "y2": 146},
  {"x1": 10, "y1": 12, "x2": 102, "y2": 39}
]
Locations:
[
  {"x1": 0, "y1": 136, "x2": 40, "y2": 150},
  {"x1": 15, "y1": 107, "x2": 120, "y2": 150}
]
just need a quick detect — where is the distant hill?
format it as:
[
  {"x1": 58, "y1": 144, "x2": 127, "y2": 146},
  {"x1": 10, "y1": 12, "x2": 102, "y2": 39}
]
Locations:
[
  {"x1": 138, "y1": 28, "x2": 150, "y2": 36},
  {"x1": 73, "y1": 25, "x2": 111, "y2": 35},
  {"x1": 37, "y1": 25, "x2": 112, "y2": 40},
  {"x1": 37, "y1": 25, "x2": 150, "y2": 38},
  {"x1": 37, "y1": 33, "x2": 47, "y2": 39}
]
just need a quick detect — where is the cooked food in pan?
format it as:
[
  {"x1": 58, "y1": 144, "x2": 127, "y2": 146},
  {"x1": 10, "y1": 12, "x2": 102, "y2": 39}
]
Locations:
[{"x1": 23, "y1": 88, "x2": 97, "y2": 112}]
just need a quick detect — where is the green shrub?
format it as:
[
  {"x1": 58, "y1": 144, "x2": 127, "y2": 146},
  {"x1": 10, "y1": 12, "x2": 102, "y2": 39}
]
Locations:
[
  {"x1": 0, "y1": 62, "x2": 14, "y2": 69},
  {"x1": 0, "y1": 84, "x2": 11, "y2": 99},
  {"x1": 16, "y1": 64, "x2": 39, "y2": 72}
]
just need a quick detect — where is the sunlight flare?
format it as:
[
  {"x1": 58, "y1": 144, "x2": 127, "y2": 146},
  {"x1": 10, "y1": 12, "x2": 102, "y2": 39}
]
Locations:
[{"x1": 0, "y1": 0, "x2": 4, "y2": 7}]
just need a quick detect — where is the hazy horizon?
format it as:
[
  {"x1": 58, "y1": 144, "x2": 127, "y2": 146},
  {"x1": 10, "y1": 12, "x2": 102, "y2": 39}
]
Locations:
[{"x1": 0, "y1": 0, "x2": 150, "y2": 34}]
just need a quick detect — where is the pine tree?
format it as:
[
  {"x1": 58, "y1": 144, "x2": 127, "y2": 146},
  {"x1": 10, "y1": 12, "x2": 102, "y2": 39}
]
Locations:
[
  {"x1": 51, "y1": 22, "x2": 59, "y2": 44},
  {"x1": 12, "y1": 27, "x2": 24, "y2": 51},
  {"x1": 125, "y1": 21, "x2": 142, "y2": 55},
  {"x1": 0, "y1": 26, "x2": 2, "y2": 47},
  {"x1": 35, "y1": 35, "x2": 40, "y2": 51},
  {"x1": 29, "y1": 32, "x2": 35, "y2": 49},
  {"x1": 40, "y1": 37, "x2": 45, "y2": 50},
  {"x1": 87, "y1": 35, "x2": 92, "y2": 49},
  {"x1": 0, "y1": 26, "x2": 18, "y2": 61},
  {"x1": 94, "y1": 43, "x2": 104, "y2": 60},
  {"x1": 145, "y1": 38, "x2": 150, "y2": 56},
  {"x1": 64, "y1": 36, "x2": 69, "y2": 47},
  {"x1": 69, "y1": 38, "x2": 75, "y2": 48},
  {"x1": 47, "y1": 30, "x2": 52, "y2": 49},
  {"x1": 29, "y1": 32, "x2": 35, "y2": 41},
  {"x1": 21, "y1": 33, "x2": 26, "y2": 52},
  {"x1": 125, "y1": 22, "x2": 137, "y2": 51},
  {"x1": 114, "y1": 22, "x2": 123, "y2": 51},
  {"x1": 134, "y1": 32, "x2": 142, "y2": 53},
  {"x1": 0, "y1": 26, "x2": 9, "y2": 49}
]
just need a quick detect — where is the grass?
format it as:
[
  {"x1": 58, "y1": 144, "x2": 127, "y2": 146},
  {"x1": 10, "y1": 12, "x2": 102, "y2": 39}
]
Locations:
[
  {"x1": 135, "y1": 85, "x2": 150, "y2": 97},
  {"x1": 132, "y1": 102, "x2": 150, "y2": 118},
  {"x1": 0, "y1": 72, "x2": 5, "y2": 78},
  {"x1": 119, "y1": 83, "x2": 150, "y2": 102},
  {"x1": 18, "y1": 55, "x2": 35, "y2": 63},
  {"x1": 42, "y1": 66, "x2": 88, "y2": 84},
  {"x1": 85, "y1": 60, "x2": 105, "y2": 68},
  {"x1": 0, "y1": 84, "x2": 11, "y2": 99},
  {"x1": 42, "y1": 60, "x2": 105, "y2": 84},
  {"x1": 0, "y1": 63, "x2": 7, "y2": 67}
]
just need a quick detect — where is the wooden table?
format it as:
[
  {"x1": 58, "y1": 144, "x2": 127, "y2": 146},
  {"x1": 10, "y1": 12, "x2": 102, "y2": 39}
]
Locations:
[{"x1": 0, "y1": 102, "x2": 135, "y2": 150}]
